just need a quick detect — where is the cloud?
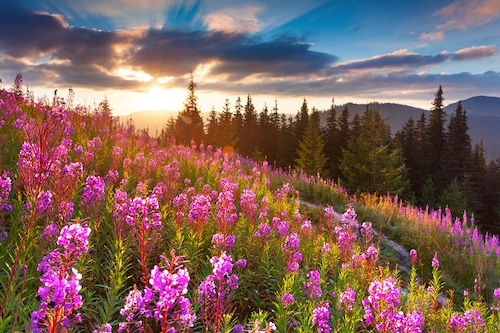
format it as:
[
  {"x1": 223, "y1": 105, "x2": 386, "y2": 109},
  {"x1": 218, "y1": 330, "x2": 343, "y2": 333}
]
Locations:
[
  {"x1": 327, "y1": 50, "x2": 448, "y2": 75},
  {"x1": 452, "y1": 45, "x2": 498, "y2": 60},
  {"x1": 420, "y1": 31, "x2": 444, "y2": 41},
  {"x1": 435, "y1": 0, "x2": 500, "y2": 31},
  {"x1": 203, "y1": 6, "x2": 264, "y2": 33}
]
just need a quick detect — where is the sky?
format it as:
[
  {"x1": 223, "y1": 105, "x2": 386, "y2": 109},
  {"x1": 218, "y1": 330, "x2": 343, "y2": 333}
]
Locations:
[{"x1": 0, "y1": 0, "x2": 499, "y2": 115}]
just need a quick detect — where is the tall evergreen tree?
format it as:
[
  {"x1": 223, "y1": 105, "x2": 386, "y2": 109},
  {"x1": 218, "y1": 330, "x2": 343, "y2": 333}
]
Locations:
[
  {"x1": 340, "y1": 107, "x2": 408, "y2": 194},
  {"x1": 206, "y1": 107, "x2": 219, "y2": 147},
  {"x1": 336, "y1": 106, "x2": 351, "y2": 180},
  {"x1": 424, "y1": 85, "x2": 447, "y2": 192},
  {"x1": 395, "y1": 116, "x2": 418, "y2": 199},
  {"x1": 215, "y1": 99, "x2": 238, "y2": 151},
  {"x1": 443, "y1": 101, "x2": 472, "y2": 185},
  {"x1": 233, "y1": 97, "x2": 243, "y2": 151},
  {"x1": 438, "y1": 178, "x2": 467, "y2": 217},
  {"x1": 295, "y1": 98, "x2": 310, "y2": 141},
  {"x1": 295, "y1": 108, "x2": 328, "y2": 177},
  {"x1": 240, "y1": 95, "x2": 258, "y2": 157},
  {"x1": 174, "y1": 73, "x2": 205, "y2": 144},
  {"x1": 323, "y1": 99, "x2": 340, "y2": 179}
]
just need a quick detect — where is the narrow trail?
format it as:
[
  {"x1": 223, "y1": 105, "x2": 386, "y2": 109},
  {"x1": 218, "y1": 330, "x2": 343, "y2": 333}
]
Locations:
[{"x1": 300, "y1": 200, "x2": 412, "y2": 275}]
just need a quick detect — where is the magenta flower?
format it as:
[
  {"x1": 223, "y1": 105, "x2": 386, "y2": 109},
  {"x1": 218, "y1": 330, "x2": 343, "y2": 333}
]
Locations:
[
  {"x1": 281, "y1": 293, "x2": 295, "y2": 307},
  {"x1": 339, "y1": 286, "x2": 356, "y2": 311},
  {"x1": 81, "y1": 175, "x2": 105, "y2": 213},
  {"x1": 312, "y1": 301, "x2": 331, "y2": 333},
  {"x1": 431, "y1": 253, "x2": 440, "y2": 268},
  {"x1": 304, "y1": 270, "x2": 322, "y2": 299},
  {"x1": 410, "y1": 249, "x2": 418, "y2": 265},
  {"x1": 198, "y1": 252, "x2": 239, "y2": 331},
  {"x1": 119, "y1": 252, "x2": 195, "y2": 333},
  {"x1": 30, "y1": 222, "x2": 90, "y2": 332}
]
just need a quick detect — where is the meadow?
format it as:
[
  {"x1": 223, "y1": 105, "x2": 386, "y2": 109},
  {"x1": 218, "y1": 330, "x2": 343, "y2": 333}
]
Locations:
[{"x1": 1, "y1": 88, "x2": 499, "y2": 332}]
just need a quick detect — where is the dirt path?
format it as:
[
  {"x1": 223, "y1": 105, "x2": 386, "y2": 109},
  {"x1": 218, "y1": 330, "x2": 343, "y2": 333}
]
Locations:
[{"x1": 300, "y1": 200, "x2": 412, "y2": 275}]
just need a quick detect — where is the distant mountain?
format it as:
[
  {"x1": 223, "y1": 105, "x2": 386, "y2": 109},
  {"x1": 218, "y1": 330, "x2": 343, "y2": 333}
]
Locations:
[
  {"x1": 118, "y1": 96, "x2": 500, "y2": 161},
  {"x1": 444, "y1": 96, "x2": 500, "y2": 162},
  {"x1": 117, "y1": 110, "x2": 179, "y2": 136},
  {"x1": 323, "y1": 96, "x2": 500, "y2": 161}
]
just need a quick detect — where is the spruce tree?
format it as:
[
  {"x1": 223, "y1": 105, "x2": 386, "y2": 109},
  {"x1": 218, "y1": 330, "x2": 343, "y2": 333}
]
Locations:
[
  {"x1": 206, "y1": 107, "x2": 219, "y2": 147},
  {"x1": 438, "y1": 178, "x2": 467, "y2": 217},
  {"x1": 240, "y1": 95, "x2": 258, "y2": 157},
  {"x1": 340, "y1": 107, "x2": 408, "y2": 194},
  {"x1": 295, "y1": 109, "x2": 328, "y2": 177},
  {"x1": 443, "y1": 101, "x2": 472, "y2": 185},
  {"x1": 323, "y1": 99, "x2": 340, "y2": 179},
  {"x1": 424, "y1": 86, "x2": 446, "y2": 192},
  {"x1": 174, "y1": 73, "x2": 205, "y2": 144},
  {"x1": 215, "y1": 99, "x2": 238, "y2": 151}
]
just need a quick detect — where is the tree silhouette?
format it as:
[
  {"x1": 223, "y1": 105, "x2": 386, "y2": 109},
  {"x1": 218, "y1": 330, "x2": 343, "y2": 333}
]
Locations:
[{"x1": 174, "y1": 72, "x2": 205, "y2": 144}]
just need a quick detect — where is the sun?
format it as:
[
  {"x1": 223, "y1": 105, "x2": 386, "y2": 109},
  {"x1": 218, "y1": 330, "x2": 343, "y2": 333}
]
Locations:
[{"x1": 141, "y1": 85, "x2": 185, "y2": 111}]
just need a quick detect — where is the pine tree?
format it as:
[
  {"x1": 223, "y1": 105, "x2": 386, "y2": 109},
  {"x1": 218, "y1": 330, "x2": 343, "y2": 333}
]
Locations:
[
  {"x1": 174, "y1": 72, "x2": 205, "y2": 144},
  {"x1": 438, "y1": 178, "x2": 467, "y2": 217},
  {"x1": 240, "y1": 95, "x2": 258, "y2": 157},
  {"x1": 336, "y1": 106, "x2": 351, "y2": 180},
  {"x1": 323, "y1": 99, "x2": 340, "y2": 179},
  {"x1": 206, "y1": 107, "x2": 219, "y2": 146},
  {"x1": 295, "y1": 98, "x2": 310, "y2": 141},
  {"x1": 424, "y1": 86, "x2": 447, "y2": 191},
  {"x1": 214, "y1": 99, "x2": 238, "y2": 151},
  {"x1": 340, "y1": 107, "x2": 408, "y2": 194},
  {"x1": 295, "y1": 109, "x2": 328, "y2": 176},
  {"x1": 233, "y1": 97, "x2": 243, "y2": 151},
  {"x1": 443, "y1": 101, "x2": 472, "y2": 185}
]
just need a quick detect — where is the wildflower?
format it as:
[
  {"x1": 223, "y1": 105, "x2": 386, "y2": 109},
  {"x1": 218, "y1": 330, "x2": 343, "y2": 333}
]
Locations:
[
  {"x1": 304, "y1": 270, "x2": 322, "y2": 299},
  {"x1": 301, "y1": 219, "x2": 313, "y2": 235},
  {"x1": 448, "y1": 309, "x2": 486, "y2": 332},
  {"x1": 410, "y1": 249, "x2": 418, "y2": 265},
  {"x1": 255, "y1": 222, "x2": 271, "y2": 238},
  {"x1": 233, "y1": 324, "x2": 244, "y2": 333},
  {"x1": 240, "y1": 188, "x2": 258, "y2": 219},
  {"x1": 57, "y1": 201, "x2": 74, "y2": 221},
  {"x1": 198, "y1": 252, "x2": 239, "y2": 331},
  {"x1": 431, "y1": 253, "x2": 440, "y2": 268},
  {"x1": 30, "y1": 222, "x2": 90, "y2": 332},
  {"x1": 494, "y1": 288, "x2": 500, "y2": 301},
  {"x1": 119, "y1": 252, "x2": 195, "y2": 332},
  {"x1": 212, "y1": 233, "x2": 236, "y2": 252},
  {"x1": 188, "y1": 194, "x2": 212, "y2": 225},
  {"x1": 40, "y1": 223, "x2": 59, "y2": 242},
  {"x1": 93, "y1": 323, "x2": 112, "y2": 333},
  {"x1": 312, "y1": 302, "x2": 331, "y2": 333},
  {"x1": 281, "y1": 293, "x2": 295, "y2": 307},
  {"x1": 36, "y1": 190, "x2": 53, "y2": 216},
  {"x1": 339, "y1": 286, "x2": 356, "y2": 311},
  {"x1": 0, "y1": 173, "x2": 11, "y2": 204},
  {"x1": 321, "y1": 242, "x2": 331, "y2": 253},
  {"x1": 81, "y1": 175, "x2": 105, "y2": 213},
  {"x1": 283, "y1": 233, "x2": 300, "y2": 252},
  {"x1": 235, "y1": 259, "x2": 247, "y2": 269}
]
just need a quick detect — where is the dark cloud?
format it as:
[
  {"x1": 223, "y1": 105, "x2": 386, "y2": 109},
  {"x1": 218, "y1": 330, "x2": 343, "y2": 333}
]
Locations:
[
  {"x1": 327, "y1": 52, "x2": 449, "y2": 75},
  {"x1": 130, "y1": 30, "x2": 336, "y2": 79},
  {"x1": 212, "y1": 35, "x2": 337, "y2": 78}
]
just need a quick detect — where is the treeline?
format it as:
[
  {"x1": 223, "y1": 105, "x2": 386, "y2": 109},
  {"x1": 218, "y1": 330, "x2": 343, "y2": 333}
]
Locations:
[{"x1": 160, "y1": 77, "x2": 500, "y2": 234}]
